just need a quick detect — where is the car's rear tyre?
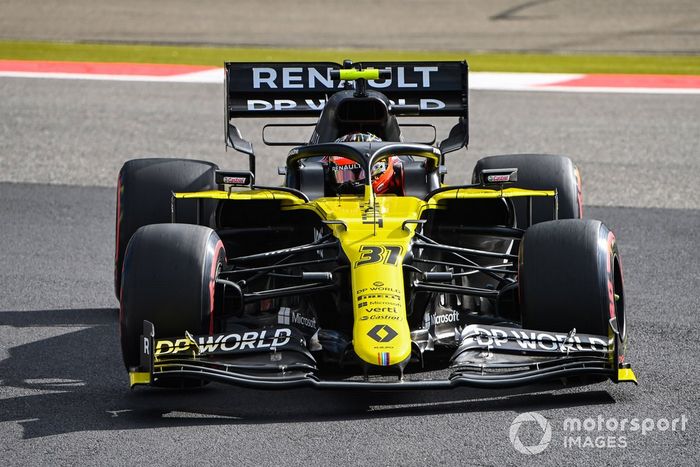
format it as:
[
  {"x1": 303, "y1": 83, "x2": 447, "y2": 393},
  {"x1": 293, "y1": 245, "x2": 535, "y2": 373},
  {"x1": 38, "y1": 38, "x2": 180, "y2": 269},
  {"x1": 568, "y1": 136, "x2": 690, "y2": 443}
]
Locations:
[
  {"x1": 519, "y1": 219, "x2": 624, "y2": 339},
  {"x1": 472, "y1": 154, "x2": 582, "y2": 227},
  {"x1": 119, "y1": 224, "x2": 226, "y2": 377},
  {"x1": 114, "y1": 158, "x2": 219, "y2": 299}
]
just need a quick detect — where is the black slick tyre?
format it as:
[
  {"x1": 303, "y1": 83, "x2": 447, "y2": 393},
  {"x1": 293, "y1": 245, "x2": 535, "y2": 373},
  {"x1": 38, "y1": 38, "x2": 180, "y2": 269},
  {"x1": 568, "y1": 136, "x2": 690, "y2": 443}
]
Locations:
[
  {"x1": 114, "y1": 158, "x2": 219, "y2": 299},
  {"x1": 518, "y1": 219, "x2": 625, "y2": 340},
  {"x1": 119, "y1": 223, "x2": 226, "y2": 373},
  {"x1": 472, "y1": 154, "x2": 582, "y2": 227}
]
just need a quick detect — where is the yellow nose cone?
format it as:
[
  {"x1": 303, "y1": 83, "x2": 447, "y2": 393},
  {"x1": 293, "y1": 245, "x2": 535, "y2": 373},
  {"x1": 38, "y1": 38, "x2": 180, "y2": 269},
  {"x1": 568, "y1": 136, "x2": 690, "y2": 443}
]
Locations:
[
  {"x1": 322, "y1": 194, "x2": 424, "y2": 367},
  {"x1": 351, "y1": 259, "x2": 412, "y2": 366}
]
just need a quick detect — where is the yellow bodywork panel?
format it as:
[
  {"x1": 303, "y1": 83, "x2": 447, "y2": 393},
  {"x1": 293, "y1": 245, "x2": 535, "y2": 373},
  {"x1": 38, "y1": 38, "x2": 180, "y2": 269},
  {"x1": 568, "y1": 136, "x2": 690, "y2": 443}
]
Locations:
[
  {"x1": 426, "y1": 186, "x2": 556, "y2": 205},
  {"x1": 129, "y1": 371, "x2": 151, "y2": 387},
  {"x1": 173, "y1": 185, "x2": 554, "y2": 367},
  {"x1": 173, "y1": 189, "x2": 306, "y2": 206},
  {"x1": 618, "y1": 367, "x2": 638, "y2": 384}
]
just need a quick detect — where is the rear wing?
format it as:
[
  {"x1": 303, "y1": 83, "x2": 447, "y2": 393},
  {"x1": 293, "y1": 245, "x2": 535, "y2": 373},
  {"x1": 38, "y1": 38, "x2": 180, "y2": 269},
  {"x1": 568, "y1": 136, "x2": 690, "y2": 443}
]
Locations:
[
  {"x1": 224, "y1": 60, "x2": 469, "y2": 172},
  {"x1": 225, "y1": 61, "x2": 467, "y2": 118}
]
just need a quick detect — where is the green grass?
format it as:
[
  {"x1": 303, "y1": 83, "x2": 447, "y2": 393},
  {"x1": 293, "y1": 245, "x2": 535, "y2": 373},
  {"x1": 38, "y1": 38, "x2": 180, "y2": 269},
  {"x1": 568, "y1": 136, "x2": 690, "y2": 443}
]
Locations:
[{"x1": 1, "y1": 40, "x2": 699, "y2": 75}]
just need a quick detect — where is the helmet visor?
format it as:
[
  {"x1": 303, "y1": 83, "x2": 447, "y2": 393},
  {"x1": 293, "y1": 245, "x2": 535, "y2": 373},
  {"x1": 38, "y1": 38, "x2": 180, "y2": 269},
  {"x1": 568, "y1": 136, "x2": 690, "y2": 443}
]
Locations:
[{"x1": 331, "y1": 161, "x2": 365, "y2": 184}]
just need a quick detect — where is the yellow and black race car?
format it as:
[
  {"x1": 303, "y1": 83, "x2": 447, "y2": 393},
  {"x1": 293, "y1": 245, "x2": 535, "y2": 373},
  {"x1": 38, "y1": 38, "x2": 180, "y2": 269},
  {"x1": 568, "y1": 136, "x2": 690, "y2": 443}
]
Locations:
[{"x1": 115, "y1": 60, "x2": 636, "y2": 389}]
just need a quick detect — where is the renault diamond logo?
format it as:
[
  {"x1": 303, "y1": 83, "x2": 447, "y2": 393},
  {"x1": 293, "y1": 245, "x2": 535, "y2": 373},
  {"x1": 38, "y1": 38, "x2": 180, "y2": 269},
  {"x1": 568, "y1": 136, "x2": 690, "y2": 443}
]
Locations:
[{"x1": 367, "y1": 325, "x2": 398, "y2": 342}]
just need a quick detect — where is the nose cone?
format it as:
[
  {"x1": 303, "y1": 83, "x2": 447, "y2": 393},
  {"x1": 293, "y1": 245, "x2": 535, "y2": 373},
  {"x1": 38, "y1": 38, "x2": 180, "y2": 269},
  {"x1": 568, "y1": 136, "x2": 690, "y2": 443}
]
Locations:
[
  {"x1": 323, "y1": 194, "x2": 424, "y2": 367},
  {"x1": 355, "y1": 321, "x2": 410, "y2": 367},
  {"x1": 348, "y1": 248, "x2": 412, "y2": 367}
]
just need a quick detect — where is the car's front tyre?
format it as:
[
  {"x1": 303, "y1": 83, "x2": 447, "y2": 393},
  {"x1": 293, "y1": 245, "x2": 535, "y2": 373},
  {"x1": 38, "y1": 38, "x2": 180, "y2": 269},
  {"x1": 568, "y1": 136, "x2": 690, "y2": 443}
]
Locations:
[
  {"x1": 119, "y1": 223, "x2": 226, "y2": 378},
  {"x1": 518, "y1": 219, "x2": 624, "y2": 340}
]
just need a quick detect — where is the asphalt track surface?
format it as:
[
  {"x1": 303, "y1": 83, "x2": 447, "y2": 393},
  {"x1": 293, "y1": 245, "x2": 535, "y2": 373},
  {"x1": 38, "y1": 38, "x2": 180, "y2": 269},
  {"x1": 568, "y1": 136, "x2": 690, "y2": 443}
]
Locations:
[
  {"x1": 2, "y1": 0, "x2": 700, "y2": 54},
  {"x1": 1, "y1": 75, "x2": 699, "y2": 465}
]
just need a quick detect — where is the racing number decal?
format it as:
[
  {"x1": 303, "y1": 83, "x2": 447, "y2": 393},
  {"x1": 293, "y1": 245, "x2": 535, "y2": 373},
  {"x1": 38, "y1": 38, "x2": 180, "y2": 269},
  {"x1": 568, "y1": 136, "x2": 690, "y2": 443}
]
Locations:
[
  {"x1": 356, "y1": 246, "x2": 382, "y2": 266},
  {"x1": 355, "y1": 246, "x2": 402, "y2": 268}
]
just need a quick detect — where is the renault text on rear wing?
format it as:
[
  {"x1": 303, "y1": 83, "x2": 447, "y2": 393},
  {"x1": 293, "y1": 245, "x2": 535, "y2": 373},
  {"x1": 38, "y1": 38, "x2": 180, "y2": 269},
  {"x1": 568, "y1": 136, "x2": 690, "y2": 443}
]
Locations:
[{"x1": 225, "y1": 61, "x2": 468, "y2": 118}]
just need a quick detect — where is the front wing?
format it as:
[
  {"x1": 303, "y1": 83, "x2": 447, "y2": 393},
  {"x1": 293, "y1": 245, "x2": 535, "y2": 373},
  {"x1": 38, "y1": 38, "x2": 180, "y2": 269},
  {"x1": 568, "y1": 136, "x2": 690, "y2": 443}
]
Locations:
[{"x1": 128, "y1": 321, "x2": 637, "y2": 390}]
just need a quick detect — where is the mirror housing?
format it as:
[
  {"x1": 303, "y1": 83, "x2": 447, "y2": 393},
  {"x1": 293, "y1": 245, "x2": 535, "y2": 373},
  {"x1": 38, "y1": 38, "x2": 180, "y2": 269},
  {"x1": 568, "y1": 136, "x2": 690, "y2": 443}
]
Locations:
[{"x1": 226, "y1": 123, "x2": 256, "y2": 176}]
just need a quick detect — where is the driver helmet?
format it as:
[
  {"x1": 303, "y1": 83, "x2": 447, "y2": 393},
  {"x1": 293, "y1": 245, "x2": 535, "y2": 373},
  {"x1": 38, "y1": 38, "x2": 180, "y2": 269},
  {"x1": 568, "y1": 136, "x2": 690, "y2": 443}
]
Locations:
[{"x1": 327, "y1": 133, "x2": 401, "y2": 194}]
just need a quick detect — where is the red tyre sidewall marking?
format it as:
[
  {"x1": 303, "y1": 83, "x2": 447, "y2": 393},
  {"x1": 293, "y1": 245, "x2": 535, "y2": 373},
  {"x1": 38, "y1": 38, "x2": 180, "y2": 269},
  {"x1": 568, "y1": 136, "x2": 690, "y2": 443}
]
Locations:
[
  {"x1": 605, "y1": 230, "x2": 616, "y2": 322},
  {"x1": 119, "y1": 267, "x2": 126, "y2": 343},
  {"x1": 209, "y1": 239, "x2": 225, "y2": 335},
  {"x1": 115, "y1": 172, "x2": 123, "y2": 289},
  {"x1": 116, "y1": 172, "x2": 124, "y2": 336},
  {"x1": 604, "y1": 229, "x2": 624, "y2": 364},
  {"x1": 517, "y1": 243, "x2": 523, "y2": 308}
]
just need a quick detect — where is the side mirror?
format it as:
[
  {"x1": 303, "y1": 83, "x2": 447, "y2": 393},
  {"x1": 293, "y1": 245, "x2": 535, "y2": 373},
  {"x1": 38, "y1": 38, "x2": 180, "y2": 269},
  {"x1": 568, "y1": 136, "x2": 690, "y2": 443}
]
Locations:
[
  {"x1": 227, "y1": 123, "x2": 254, "y2": 156},
  {"x1": 227, "y1": 123, "x2": 256, "y2": 176},
  {"x1": 438, "y1": 117, "x2": 468, "y2": 154}
]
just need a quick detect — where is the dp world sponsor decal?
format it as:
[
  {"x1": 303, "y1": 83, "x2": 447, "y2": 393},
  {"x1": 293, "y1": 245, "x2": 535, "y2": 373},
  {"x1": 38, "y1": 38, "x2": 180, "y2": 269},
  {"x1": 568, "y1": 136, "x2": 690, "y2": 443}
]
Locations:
[
  {"x1": 508, "y1": 412, "x2": 690, "y2": 454},
  {"x1": 155, "y1": 328, "x2": 292, "y2": 356},
  {"x1": 460, "y1": 324, "x2": 611, "y2": 353},
  {"x1": 244, "y1": 98, "x2": 446, "y2": 112}
]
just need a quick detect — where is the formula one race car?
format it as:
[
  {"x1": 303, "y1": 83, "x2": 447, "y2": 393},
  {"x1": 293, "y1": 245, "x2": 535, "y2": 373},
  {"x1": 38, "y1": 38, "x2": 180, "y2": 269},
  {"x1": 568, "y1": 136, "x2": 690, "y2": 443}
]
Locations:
[{"x1": 115, "y1": 60, "x2": 636, "y2": 389}]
